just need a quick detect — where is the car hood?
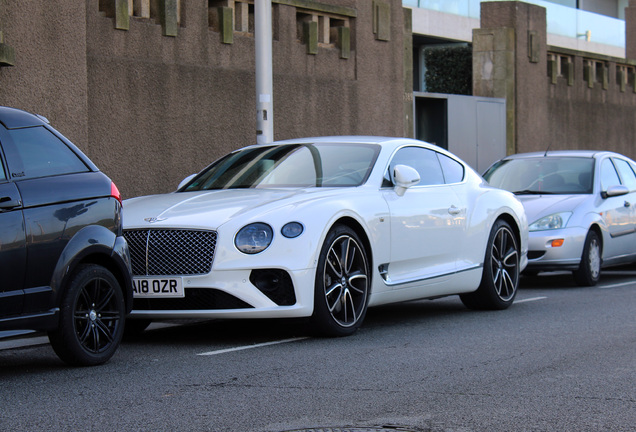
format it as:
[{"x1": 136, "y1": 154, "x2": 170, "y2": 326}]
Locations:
[
  {"x1": 123, "y1": 188, "x2": 338, "y2": 230},
  {"x1": 516, "y1": 194, "x2": 588, "y2": 223}
]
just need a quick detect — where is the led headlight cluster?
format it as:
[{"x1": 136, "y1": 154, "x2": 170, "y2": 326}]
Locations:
[{"x1": 235, "y1": 222, "x2": 304, "y2": 254}]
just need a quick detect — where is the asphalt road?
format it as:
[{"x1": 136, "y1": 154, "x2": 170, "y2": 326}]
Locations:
[{"x1": 1, "y1": 269, "x2": 635, "y2": 432}]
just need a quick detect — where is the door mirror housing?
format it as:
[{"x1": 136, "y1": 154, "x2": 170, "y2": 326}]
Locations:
[
  {"x1": 393, "y1": 164, "x2": 420, "y2": 197},
  {"x1": 602, "y1": 185, "x2": 629, "y2": 199}
]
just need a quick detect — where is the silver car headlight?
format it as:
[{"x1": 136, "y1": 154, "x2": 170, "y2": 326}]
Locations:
[
  {"x1": 529, "y1": 212, "x2": 572, "y2": 231},
  {"x1": 235, "y1": 223, "x2": 273, "y2": 254}
]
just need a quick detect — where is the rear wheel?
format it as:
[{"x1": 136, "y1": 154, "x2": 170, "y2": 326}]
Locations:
[
  {"x1": 310, "y1": 225, "x2": 370, "y2": 337},
  {"x1": 573, "y1": 230, "x2": 601, "y2": 286},
  {"x1": 49, "y1": 264, "x2": 125, "y2": 366},
  {"x1": 461, "y1": 219, "x2": 519, "y2": 310}
]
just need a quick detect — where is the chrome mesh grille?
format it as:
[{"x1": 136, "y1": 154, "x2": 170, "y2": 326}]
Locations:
[{"x1": 124, "y1": 229, "x2": 217, "y2": 276}]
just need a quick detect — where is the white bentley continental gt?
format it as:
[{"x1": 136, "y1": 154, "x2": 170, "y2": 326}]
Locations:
[{"x1": 123, "y1": 136, "x2": 528, "y2": 336}]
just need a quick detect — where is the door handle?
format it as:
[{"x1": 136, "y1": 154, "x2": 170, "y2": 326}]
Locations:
[
  {"x1": 448, "y1": 205, "x2": 462, "y2": 215},
  {"x1": 0, "y1": 196, "x2": 22, "y2": 210},
  {"x1": 624, "y1": 201, "x2": 631, "y2": 208}
]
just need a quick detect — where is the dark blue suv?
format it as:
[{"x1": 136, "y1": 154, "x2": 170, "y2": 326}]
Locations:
[{"x1": 0, "y1": 106, "x2": 133, "y2": 365}]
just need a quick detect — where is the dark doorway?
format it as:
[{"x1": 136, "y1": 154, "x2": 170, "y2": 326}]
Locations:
[{"x1": 416, "y1": 97, "x2": 447, "y2": 149}]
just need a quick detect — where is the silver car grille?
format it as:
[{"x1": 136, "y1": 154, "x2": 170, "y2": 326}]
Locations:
[{"x1": 124, "y1": 229, "x2": 217, "y2": 276}]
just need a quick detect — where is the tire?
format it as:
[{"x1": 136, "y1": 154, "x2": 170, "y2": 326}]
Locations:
[
  {"x1": 573, "y1": 230, "x2": 601, "y2": 286},
  {"x1": 460, "y1": 219, "x2": 520, "y2": 310},
  {"x1": 48, "y1": 264, "x2": 125, "y2": 366},
  {"x1": 310, "y1": 225, "x2": 370, "y2": 337}
]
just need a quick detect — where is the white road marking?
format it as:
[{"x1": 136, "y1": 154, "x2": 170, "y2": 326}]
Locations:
[
  {"x1": 598, "y1": 281, "x2": 636, "y2": 289},
  {"x1": 197, "y1": 337, "x2": 309, "y2": 356},
  {"x1": 515, "y1": 296, "x2": 547, "y2": 304}
]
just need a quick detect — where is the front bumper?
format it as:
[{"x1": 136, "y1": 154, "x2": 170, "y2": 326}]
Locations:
[
  {"x1": 524, "y1": 226, "x2": 587, "y2": 271},
  {"x1": 129, "y1": 267, "x2": 315, "y2": 320}
]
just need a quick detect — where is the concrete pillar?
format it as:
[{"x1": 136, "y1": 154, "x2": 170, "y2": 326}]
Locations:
[
  {"x1": 626, "y1": 0, "x2": 636, "y2": 59},
  {"x1": 472, "y1": 1, "x2": 548, "y2": 155}
]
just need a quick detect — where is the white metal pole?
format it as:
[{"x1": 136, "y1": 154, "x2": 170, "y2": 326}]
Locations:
[{"x1": 255, "y1": 0, "x2": 273, "y2": 144}]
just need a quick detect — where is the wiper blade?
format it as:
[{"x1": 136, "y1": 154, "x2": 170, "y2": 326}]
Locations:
[{"x1": 513, "y1": 189, "x2": 558, "y2": 195}]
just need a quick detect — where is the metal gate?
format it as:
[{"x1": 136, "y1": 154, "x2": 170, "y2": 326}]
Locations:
[{"x1": 414, "y1": 92, "x2": 506, "y2": 173}]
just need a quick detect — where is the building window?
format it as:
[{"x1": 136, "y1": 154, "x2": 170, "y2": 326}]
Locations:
[
  {"x1": 129, "y1": 0, "x2": 181, "y2": 25},
  {"x1": 209, "y1": 0, "x2": 255, "y2": 35},
  {"x1": 548, "y1": 53, "x2": 574, "y2": 85},
  {"x1": 583, "y1": 59, "x2": 609, "y2": 89},
  {"x1": 616, "y1": 64, "x2": 635, "y2": 92},
  {"x1": 296, "y1": 10, "x2": 350, "y2": 48}
]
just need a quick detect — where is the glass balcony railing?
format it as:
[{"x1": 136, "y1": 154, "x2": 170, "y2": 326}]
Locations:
[{"x1": 403, "y1": 0, "x2": 625, "y2": 48}]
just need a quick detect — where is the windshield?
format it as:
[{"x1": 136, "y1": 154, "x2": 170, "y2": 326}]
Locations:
[
  {"x1": 483, "y1": 157, "x2": 595, "y2": 195},
  {"x1": 181, "y1": 143, "x2": 381, "y2": 191}
]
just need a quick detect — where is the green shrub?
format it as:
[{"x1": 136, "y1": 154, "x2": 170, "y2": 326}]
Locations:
[{"x1": 423, "y1": 45, "x2": 472, "y2": 95}]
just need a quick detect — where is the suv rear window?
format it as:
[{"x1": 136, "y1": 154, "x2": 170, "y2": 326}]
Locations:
[{"x1": 3, "y1": 126, "x2": 89, "y2": 179}]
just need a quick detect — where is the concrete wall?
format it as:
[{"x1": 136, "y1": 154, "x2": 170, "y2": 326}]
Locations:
[
  {"x1": 0, "y1": 1, "x2": 89, "y2": 146},
  {"x1": 474, "y1": 1, "x2": 636, "y2": 159},
  {"x1": 0, "y1": 0, "x2": 409, "y2": 198}
]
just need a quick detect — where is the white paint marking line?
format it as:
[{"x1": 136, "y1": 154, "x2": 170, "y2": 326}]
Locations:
[
  {"x1": 598, "y1": 281, "x2": 636, "y2": 289},
  {"x1": 515, "y1": 296, "x2": 547, "y2": 304},
  {"x1": 197, "y1": 337, "x2": 309, "y2": 356}
]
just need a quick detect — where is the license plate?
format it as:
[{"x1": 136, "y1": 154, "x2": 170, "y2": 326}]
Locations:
[{"x1": 132, "y1": 277, "x2": 184, "y2": 298}]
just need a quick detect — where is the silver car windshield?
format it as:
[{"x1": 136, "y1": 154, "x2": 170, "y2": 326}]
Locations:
[
  {"x1": 484, "y1": 157, "x2": 595, "y2": 195},
  {"x1": 181, "y1": 143, "x2": 381, "y2": 190}
]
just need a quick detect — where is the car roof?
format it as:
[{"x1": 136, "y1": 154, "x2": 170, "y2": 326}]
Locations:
[
  {"x1": 271, "y1": 135, "x2": 421, "y2": 146},
  {"x1": 0, "y1": 106, "x2": 49, "y2": 129},
  {"x1": 503, "y1": 150, "x2": 625, "y2": 160}
]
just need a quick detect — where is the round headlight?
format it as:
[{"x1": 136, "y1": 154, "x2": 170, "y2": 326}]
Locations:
[
  {"x1": 235, "y1": 223, "x2": 273, "y2": 254},
  {"x1": 529, "y1": 212, "x2": 572, "y2": 231},
  {"x1": 281, "y1": 222, "x2": 304, "y2": 239}
]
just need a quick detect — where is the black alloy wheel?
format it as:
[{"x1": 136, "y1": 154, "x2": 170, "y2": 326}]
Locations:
[
  {"x1": 49, "y1": 264, "x2": 125, "y2": 366},
  {"x1": 461, "y1": 219, "x2": 519, "y2": 310}
]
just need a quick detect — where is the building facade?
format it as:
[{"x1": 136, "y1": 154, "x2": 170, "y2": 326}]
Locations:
[
  {"x1": 1, "y1": 0, "x2": 636, "y2": 196},
  {"x1": 0, "y1": 0, "x2": 410, "y2": 197}
]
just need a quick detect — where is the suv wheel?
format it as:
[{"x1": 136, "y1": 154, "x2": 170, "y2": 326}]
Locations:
[{"x1": 48, "y1": 264, "x2": 125, "y2": 366}]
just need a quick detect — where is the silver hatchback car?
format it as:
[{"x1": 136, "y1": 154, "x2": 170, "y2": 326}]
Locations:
[{"x1": 484, "y1": 150, "x2": 636, "y2": 286}]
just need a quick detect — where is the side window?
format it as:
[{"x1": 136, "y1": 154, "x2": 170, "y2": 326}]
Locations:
[
  {"x1": 437, "y1": 152, "x2": 464, "y2": 184},
  {"x1": 612, "y1": 158, "x2": 636, "y2": 191},
  {"x1": 0, "y1": 157, "x2": 6, "y2": 182},
  {"x1": 388, "y1": 146, "x2": 444, "y2": 187},
  {"x1": 3, "y1": 126, "x2": 88, "y2": 180},
  {"x1": 600, "y1": 159, "x2": 621, "y2": 191}
]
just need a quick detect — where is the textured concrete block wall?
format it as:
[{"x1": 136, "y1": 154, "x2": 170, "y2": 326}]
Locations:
[
  {"x1": 475, "y1": 0, "x2": 636, "y2": 159},
  {"x1": 0, "y1": 0, "x2": 407, "y2": 198}
]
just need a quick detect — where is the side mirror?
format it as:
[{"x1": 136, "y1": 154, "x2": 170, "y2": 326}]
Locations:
[
  {"x1": 393, "y1": 164, "x2": 420, "y2": 197},
  {"x1": 602, "y1": 184, "x2": 629, "y2": 199},
  {"x1": 177, "y1": 174, "x2": 197, "y2": 190}
]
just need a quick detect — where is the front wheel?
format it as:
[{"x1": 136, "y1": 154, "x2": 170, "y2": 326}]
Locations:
[
  {"x1": 460, "y1": 219, "x2": 520, "y2": 310},
  {"x1": 49, "y1": 264, "x2": 125, "y2": 366},
  {"x1": 310, "y1": 225, "x2": 370, "y2": 337},
  {"x1": 572, "y1": 230, "x2": 601, "y2": 286}
]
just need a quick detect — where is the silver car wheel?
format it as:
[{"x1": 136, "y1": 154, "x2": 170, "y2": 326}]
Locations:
[
  {"x1": 322, "y1": 234, "x2": 369, "y2": 328},
  {"x1": 587, "y1": 237, "x2": 601, "y2": 279},
  {"x1": 490, "y1": 225, "x2": 519, "y2": 302}
]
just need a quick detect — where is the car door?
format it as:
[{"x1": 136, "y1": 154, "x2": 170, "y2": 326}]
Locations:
[
  {"x1": 610, "y1": 157, "x2": 636, "y2": 248},
  {"x1": 598, "y1": 157, "x2": 634, "y2": 257},
  {"x1": 0, "y1": 124, "x2": 99, "y2": 311},
  {"x1": 382, "y1": 146, "x2": 465, "y2": 286},
  {"x1": 0, "y1": 149, "x2": 26, "y2": 317}
]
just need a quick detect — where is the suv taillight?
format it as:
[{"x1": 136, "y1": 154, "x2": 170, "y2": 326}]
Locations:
[{"x1": 111, "y1": 182, "x2": 122, "y2": 205}]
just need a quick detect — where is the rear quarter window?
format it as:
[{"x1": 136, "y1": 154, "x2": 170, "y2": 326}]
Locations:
[{"x1": 3, "y1": 126, "x2": 89, "y2": 180}]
